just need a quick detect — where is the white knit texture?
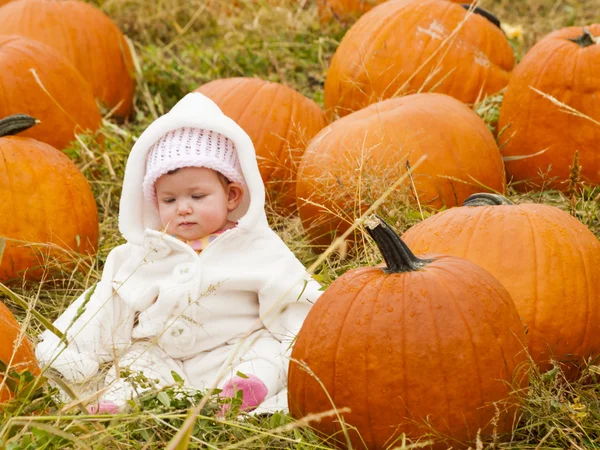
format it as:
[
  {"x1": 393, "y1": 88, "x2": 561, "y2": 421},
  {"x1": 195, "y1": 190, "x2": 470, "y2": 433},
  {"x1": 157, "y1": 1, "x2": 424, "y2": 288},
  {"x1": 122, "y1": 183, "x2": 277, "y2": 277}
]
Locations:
[{"x1": 142, "y1": 127, "x2": 244, "y2": 203}]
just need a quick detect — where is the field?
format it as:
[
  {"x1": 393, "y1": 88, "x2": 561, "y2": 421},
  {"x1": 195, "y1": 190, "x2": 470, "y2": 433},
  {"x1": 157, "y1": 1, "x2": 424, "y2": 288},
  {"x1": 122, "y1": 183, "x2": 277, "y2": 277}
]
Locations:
[{"x1": 1, "y1": 0, "x2": 600, "y2": 448}]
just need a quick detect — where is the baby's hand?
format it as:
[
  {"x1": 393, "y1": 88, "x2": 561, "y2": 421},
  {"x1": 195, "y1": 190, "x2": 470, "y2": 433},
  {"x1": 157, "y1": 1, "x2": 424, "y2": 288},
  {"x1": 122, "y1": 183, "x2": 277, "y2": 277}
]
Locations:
[{"x1": 219, "y1": 374, "x2": 268, "y2": 413}]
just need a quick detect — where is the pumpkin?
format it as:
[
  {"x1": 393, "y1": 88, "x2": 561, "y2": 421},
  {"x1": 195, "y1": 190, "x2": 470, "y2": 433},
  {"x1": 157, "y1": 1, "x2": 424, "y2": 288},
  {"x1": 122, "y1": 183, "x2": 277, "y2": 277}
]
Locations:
[
  {"x1": 0, "y1": 300, "x2": 40, "y2": 406},
  {"x1": 0, "y1": 35, "x2": 102, "y2": 150},
  {"x1": 288, "y1": 215, "x2": 528, "y2": 450},
  {"x1": 402, "y1": 193, "x2": 600, "y2": 374},
  {"x1": 318, "y1": 0, "x2": 473, "y2": 25},
  {"x1": 324, "y1": 0, "x2": 513, "y2": 119},
  {"x1": 0, "y1": 115, "x2": 99, "y2": 282},
  {"x1": 498, "y1": 25, "x2": 600, "y2": 191},
  {"x1": 196, "y1": 78, "x2": 327, "y2": 213},
  {"x1": 0, "y1": 0, "x2": 135, "y2": 118},
  {"x1": 296, "y1": 93, "x2": 506, "y2": 248}
]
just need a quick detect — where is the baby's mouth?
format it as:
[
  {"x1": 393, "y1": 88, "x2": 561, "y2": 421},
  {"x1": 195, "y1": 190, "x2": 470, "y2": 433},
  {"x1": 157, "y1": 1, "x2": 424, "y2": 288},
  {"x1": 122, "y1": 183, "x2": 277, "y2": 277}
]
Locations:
[{"x1": 179, "y1": 222, "x2": 197, "y2": 227}]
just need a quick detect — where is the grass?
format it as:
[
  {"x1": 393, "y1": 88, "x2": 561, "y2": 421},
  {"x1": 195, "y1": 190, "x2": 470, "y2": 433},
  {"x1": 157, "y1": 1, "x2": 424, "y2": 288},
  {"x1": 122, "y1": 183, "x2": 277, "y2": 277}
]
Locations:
[{"x1": 1, "y1": 0, "x2": 600, "y2": 448}]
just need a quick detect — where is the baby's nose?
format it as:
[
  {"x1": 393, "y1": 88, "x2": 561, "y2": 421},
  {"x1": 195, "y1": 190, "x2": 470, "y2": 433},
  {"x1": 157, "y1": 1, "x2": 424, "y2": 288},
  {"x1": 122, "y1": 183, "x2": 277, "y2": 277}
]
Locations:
[{"x1": 177, "y1": 201, "x2": 192, "y2": 214}]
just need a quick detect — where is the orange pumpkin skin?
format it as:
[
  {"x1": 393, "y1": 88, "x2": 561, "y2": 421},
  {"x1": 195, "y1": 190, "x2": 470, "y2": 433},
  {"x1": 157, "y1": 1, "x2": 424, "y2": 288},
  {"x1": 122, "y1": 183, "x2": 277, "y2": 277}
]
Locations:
[
  {"x1": 296, "y1": 93, "x2": 506, "y2": 247},
  {"x1": 289, "y1": 218, "x2": 528, "y2": 450},
  {"x1": 0, "y1": 0, "x2": 135, "y2": 118},
  {"x1": 318, "y1": 0, "x2": 469, "y2": 24},
  {"x1": 196, "y1": 78, "x2": 327, "y2": 213},
  {"x1": 0, "y1": 132, "x2": 99, "y2": 281},
  {"x1": 498, "y1": 25, "x2": 600, "y2": 191},
  {"x1": 402, "y1": 194, "x2": 600, "y2": 373},
  {"x1": 0, "y1": 300, "x2": 40, "y2": 405},
  {"x1": 0, "y1": 35, "x2": 102, "y2": 150},
  {"x1": 324, "y1": 0, "x2": 514, "y2": 119}
]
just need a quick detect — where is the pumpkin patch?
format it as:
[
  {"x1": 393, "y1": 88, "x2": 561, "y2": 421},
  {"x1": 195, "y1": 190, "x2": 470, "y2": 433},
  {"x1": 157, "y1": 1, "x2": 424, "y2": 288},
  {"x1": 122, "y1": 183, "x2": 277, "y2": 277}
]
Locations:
[
  {"x1": 402, "y1": 193, "x2": 600, "y2": 375},
  {"x1": 296, "y1": 93, "x2": 506, "y2": 247},
  {"x1": 0, "y1": 0, "x2": 136, "y2": 118},
  {"x1": 498, "y1": 25, "x2": 600, "y2": 191},
  {"x1": 288, "y1": 216, "x2": 528, "y2": 449},
  {"x1": 0, "y1": 115, "x2": 99, "y2": 282},
  {"x1": 1, "y1": 0, "x2": 599, "y2": 447},
  {"x1": 0, "y1": 35, "x2": 102, "y2": 150},
  {"x1": 324, "y1": 0, "x2": 514, "y2": 119}
]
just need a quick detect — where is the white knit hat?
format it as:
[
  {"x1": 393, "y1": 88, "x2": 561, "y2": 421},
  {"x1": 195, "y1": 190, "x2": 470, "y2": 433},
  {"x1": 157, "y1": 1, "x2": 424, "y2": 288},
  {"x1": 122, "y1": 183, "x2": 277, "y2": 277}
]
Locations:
[{"x1": 142, "y1": 127, "x2": 244, "y2": 203}]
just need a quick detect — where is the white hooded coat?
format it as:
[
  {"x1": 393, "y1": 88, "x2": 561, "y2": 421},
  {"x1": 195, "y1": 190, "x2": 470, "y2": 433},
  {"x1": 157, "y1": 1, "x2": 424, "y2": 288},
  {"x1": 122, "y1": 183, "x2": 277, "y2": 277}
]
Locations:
[{"x1": 35, "y1": 93, "x2": 323, "y2": 412}]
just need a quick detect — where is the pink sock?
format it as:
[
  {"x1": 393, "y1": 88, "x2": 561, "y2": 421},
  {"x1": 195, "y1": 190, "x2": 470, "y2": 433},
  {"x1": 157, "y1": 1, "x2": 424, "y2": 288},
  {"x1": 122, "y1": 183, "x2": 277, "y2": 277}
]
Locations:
[
  {"x1": 219, "y1": 374, "x2": 268, "y2": 412},
  {"x1": 88, "y1": 400, "x2": 120, "y2": 415}
]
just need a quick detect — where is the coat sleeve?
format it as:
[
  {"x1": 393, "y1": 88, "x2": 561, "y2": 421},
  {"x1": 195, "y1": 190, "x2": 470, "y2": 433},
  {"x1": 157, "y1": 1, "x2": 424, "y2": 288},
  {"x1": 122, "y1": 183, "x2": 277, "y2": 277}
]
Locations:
[
  {"x1": 225, "y1": 230, "x2": 322, "y2": 397},
  {"x1": 255, "y1": 230, "x2": 323, "y2": 352},
  {"x1": 35, "y1": 244, "x2": 137, "y2": 382}
]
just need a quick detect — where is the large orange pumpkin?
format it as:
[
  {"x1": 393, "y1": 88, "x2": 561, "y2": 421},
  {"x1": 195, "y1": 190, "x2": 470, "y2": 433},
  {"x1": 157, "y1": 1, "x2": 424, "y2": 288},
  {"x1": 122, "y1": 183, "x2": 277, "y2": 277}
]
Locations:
[
  {"x1": 0, "y1": 0, "x2": 135, "y2": 118},
  {"x1": 0, "y1": 300, "x2": 40, "y2": 405},
  {"x1": 0, "y1": 115, "x2": 99, "y2": 282},
  {"x1": 296, "y1": 93, "x2": 506, "y2": 248},
  {"x1": 0, "y1": 35, "x2": 102, "y2": 150},
  {"x1": 318, "y1": 0, "x2": 473, "y2": 25},
  {"x1": 498, "y1": 25, "x2": 600, "y2": 191},
  {"x1": 196, "y1": 78, "x2": 327, "y2": 213},
  {"x1": 289, "y1": 216, "x2": 528, "y2": 450},
  {"x1": 402, "y1": 193, "x2": 600, "y2": 374},
  {"x1": 324, "y1": 0, "x2": 514, "y2": 119}
]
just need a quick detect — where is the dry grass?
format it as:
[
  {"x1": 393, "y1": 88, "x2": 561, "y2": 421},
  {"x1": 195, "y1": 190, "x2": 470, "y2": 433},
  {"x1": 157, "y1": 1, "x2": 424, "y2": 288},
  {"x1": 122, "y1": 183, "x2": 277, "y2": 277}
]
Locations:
[{"x1": 1, "y1": 0, "x2": 600, "y2": 448}]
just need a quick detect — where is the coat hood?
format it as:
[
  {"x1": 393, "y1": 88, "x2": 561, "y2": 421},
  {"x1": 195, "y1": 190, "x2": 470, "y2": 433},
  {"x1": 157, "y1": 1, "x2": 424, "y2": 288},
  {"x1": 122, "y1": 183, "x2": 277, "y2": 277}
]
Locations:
[{"x1": 119, "y1": 93, "x2": 266, "y2": 245}]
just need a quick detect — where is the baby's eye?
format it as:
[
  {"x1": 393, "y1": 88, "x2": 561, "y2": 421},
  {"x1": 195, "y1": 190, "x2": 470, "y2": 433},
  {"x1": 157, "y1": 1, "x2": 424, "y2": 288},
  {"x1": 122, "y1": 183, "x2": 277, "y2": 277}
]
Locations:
[
  {"x1": 192, "y1": 194, "x2": 207, "y2": 200},
  {"x1": 161, "y1": 198, "x2": 175, "y2": 204}
]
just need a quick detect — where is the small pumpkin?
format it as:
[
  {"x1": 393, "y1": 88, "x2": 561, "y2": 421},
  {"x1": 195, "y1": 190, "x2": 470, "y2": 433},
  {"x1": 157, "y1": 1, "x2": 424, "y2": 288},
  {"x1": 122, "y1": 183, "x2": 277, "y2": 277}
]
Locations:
[
  {"x1": 288, "y1": 215, "x2": 528, "y2": 450},
  {"x1": 0, "y1": 115, "x2": 99, "y2": 282},
  {"x1": 324, "y1": 0, "x2": 513, "y2": 119},
  {"x1": 296, "y1": 93, "x2": 506, "y2": 248},
  {"x1": 498, "y1": 25, "x2": 600, "y2": 191},
  {"x1": 0, "y1": 300, "x2": 40, "y2": 406},
  {"x1": 196, "y1": 78, "x2": 327, "y2": 213},
  {"x1": 0, "y1": 35, "x2": 102, "y2": 150},
  {"x1": 318, "y1": 0, "x2": 473, "y2": 25},
  {"x1": 402, "y1": 193, "x2": 600, "y2": 374},
  {"x1": 0, "y1": 0, "x2": 135, "y2": 118}
]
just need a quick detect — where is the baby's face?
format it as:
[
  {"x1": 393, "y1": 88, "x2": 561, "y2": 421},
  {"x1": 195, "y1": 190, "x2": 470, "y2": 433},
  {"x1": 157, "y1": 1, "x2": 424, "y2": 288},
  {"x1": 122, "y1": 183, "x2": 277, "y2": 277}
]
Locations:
[{"x1": 155, "y1": 167, "x2": 241, "y2": 241}]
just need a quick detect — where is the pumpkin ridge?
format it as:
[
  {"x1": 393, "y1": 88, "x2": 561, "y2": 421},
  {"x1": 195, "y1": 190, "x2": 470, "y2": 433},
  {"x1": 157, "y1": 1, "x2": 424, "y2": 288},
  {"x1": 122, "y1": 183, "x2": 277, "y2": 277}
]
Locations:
[
  {"x1": 275, "y1": 87, "x2": 296, "y2": 185},
  {"x1": 217, "y1": 78, "x2": 246, "y2": 106},
  {"x1": 523, "y1": 209, "x2": 540, "y2": 354},
  {"x1": 364, "y1": 272, "x2": 392, "y2": 445},
  {"x1": 565, "y1": 211, "x2": 592, "y2": 359},
  {"x1": 328, "y1": 269, "x2": 382, "y2": 423},
  {"x1": 443, "y1": 260, "x2": 498, "y2": 410},
  {"x1": 259, "y1": 84, "x2": 288, "y2": 180},
  {"x1": 236, "y1": 80, "x2": 273, "y2": 131},
  {"x1": 426, "y1": 263, "x2": 454, "y2": 433}
]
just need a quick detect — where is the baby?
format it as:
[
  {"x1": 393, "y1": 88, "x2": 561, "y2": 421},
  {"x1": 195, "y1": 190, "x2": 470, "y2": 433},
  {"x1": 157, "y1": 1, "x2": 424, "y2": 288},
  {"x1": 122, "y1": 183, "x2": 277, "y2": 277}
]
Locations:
[{"x1": 35, "y1": 93, "x2": 323, "y2": 414}]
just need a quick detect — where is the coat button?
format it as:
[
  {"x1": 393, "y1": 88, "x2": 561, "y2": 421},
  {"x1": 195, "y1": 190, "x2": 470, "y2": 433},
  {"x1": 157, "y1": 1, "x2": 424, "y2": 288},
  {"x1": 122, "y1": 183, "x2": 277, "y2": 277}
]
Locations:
[{"x1": 172, "y1": 263, "x2": 199, "y2": 283}]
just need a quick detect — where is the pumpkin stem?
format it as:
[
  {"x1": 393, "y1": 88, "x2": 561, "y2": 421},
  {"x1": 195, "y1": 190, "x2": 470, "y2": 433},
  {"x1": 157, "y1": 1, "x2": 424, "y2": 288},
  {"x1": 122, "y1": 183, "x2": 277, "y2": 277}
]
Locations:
[
  {"x1": 0, "y1": 114, "x2": 39, "y2": 138},
  {"x1": 567, "y1": 28, "x2": 597, "y2": 48},
  {"x1": 463, "y1": 193, "x2": 514, "y2": 207},
  {"x1": 461, "y1": 4, "x2": 501, "y2": 30},
  {"x1": 364, "y1": 215, "x2": 430, "y2": 273}
]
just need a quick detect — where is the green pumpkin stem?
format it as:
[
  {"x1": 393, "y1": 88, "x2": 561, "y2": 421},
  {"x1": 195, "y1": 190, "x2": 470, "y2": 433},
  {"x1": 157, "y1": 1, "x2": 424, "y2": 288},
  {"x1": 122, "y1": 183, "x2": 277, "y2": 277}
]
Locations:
[
  {"x1": 460, "y1": 4, "x2": 501, "y2": 30},
  {"x1": 0, "y1": 114, "x2": 39, "y2": 138},
  {"x1": 463, "y1": 193, "x2": 514, "y2": 207},
  {"x1": 567, "y1": 28, "x2": 597, "y2": 48},
  {"x1": 364, "y1": 215, "x2": 430, "y2": 273}
]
